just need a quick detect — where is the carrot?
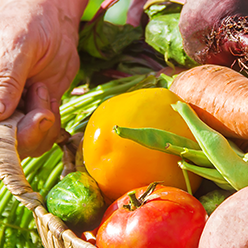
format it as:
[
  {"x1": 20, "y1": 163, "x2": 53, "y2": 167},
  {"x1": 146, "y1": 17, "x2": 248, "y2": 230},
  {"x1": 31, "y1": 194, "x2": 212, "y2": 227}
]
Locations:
[{"x1": 169, "y1": 64, "x2": 248, "y2": 140}]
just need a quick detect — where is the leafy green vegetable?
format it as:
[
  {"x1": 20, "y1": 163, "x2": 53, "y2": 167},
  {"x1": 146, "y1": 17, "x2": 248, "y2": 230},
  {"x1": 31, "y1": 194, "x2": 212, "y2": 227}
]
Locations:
[
  {"x1": 144, "y1": 1, "x2": 182, "y2": 19},
  {"x1": 145, "y1": 13, "x2": 198, "y2": 68},
  {"x1": 78, "y1": 6, "x2": 142, "y2": 60}
]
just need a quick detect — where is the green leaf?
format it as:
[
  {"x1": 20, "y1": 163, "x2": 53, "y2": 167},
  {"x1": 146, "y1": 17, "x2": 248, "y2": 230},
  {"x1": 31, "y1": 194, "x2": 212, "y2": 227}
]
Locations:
[
  {"x1": 78, "y1": 11, "x2": 143, "y2": 60},
  {"x1": 144, "y1": 2, "x2": 182, "y2": 19},
  {"x1": 145, "y1": 13, "x2": 198, "y2": 68}
]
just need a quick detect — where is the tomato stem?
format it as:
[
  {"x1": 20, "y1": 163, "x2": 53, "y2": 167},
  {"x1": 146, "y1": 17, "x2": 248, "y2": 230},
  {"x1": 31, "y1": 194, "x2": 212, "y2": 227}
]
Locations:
[
  {"x1": 127, "y1": 191, "x2": 142, "y2": 211},
  {"x1": 123, "y1": 182, "x2": 163, "y2": 211}
]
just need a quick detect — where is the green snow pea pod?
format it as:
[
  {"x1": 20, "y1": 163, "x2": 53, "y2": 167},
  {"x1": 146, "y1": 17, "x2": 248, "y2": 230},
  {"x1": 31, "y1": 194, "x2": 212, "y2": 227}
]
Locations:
[
  {"x1": 113, "y1": 125, "x2": 201, "y2": 151},
  {"x1": 172, "y1": 101, "x2": 248, "y2": 191},
  {"x1": 114, "y1": 126, "x2": 212, "y2": 167},
  {"x1": 178, "y1": 160, "x2": 234, "y2": 191}
]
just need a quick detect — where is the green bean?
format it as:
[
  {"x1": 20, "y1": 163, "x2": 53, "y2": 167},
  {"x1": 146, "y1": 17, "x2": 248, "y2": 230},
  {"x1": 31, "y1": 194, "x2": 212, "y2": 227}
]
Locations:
[
  {"x1": 19, "y1": 207, "x2": 33, "y2": 231},
  {"x1": 172, "y1": 101, "x2": 248, "y2": 191},
  {"x1": 23, "y1": 147, "x2": 57, "y2": 176},
  {"x1": 0, "y1": 199, "x2": 19, "y2": 247},
  {"x1": 114, "y1": 126, "x2": 215, "y2": 167},
  {"x1": 39, "y1": 161, "x2": 63, "y2": 198},
  {"x1": 165, "y1": 144, "x2": 214, "y2": 167},
  {"x1": 114, "y1": 126, "x2": 201, "y2": 151},
  {"x1": 178, "y1": 160, "x2": 234, "y2": 191},
  {"x1": 0, "y1": 191, "x2": 13, "y2": 216},
  {"x1": 227, "y1": 139, "x2": 246, "y2": 159}
]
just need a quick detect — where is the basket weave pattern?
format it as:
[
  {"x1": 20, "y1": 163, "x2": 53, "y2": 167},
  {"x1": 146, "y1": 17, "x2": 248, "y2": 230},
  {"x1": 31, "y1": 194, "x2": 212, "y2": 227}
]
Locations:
[{"x1": 0, "y1": 111, "x2": 95, "y2": 248}]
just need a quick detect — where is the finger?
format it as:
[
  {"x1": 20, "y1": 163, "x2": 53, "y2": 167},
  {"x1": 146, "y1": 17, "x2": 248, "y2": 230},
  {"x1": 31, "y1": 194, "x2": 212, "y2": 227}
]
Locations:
[
  {"x1": 17, "y1": 82, "x2": 55, "y2": 159},
  {"x1": 28, "y1": 98, "x2": 61, "y2": 158},
  {"x1": 0, "y1": 33, "x2": 36, "y2": 120},
  {"x1": 26, "y1": 34, "x2": 80, "y2": 100},
  {"x1": 24, "y1": 82, "x2": 51, "y2": 112},
  {"x1": 17, "y1": 109, "x2": 55, "y2": 159}
]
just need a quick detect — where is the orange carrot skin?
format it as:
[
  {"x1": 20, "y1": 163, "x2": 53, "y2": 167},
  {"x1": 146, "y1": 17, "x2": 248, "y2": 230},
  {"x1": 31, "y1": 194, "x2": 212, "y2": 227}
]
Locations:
[{"x1": 170, "y1": 64, "x2": 248, "y2": 139}]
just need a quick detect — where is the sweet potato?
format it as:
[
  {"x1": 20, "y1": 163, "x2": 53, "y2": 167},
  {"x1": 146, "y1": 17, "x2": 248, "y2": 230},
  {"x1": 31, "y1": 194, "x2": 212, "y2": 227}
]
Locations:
[
  {"x1": 179, "y1": 0, "x2": 248, "y2": 71},
  {"x1": 198, "y1": 186, "x2": 248, "y2": 247},
  {"x1": 170, "y1": 64, "x2": 248, "y2": 139}
]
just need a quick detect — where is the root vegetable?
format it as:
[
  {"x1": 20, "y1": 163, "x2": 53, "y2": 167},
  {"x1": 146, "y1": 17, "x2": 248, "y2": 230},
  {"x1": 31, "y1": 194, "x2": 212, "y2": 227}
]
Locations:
[
  {"x1": 179, "y1": 0, "x2": 248, "y2": 71},
  {"x1": 198, "y1": 186, "x2": 248, "y2": 247},
  {"x1": 170, "y1": 64, "x2": 248, "y2": 139}
]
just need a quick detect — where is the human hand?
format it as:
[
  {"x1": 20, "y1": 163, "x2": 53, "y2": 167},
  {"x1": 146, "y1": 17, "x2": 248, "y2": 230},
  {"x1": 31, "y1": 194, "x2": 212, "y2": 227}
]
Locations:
[{"x1": 0, "y1": 0, "x2": 88, "y2": 159}]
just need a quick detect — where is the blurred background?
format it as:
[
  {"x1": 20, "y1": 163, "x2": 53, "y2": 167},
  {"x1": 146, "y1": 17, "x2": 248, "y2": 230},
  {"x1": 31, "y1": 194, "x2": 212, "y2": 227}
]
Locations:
[{"x1": 82, "y1": 0, "x2": 132, "y2": 24}]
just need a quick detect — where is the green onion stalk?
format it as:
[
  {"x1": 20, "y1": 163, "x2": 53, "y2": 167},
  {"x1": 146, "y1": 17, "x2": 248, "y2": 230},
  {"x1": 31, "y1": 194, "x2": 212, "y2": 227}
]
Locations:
[{"x1": 0, "y1": 73, "x2": 163, "y2": 247}]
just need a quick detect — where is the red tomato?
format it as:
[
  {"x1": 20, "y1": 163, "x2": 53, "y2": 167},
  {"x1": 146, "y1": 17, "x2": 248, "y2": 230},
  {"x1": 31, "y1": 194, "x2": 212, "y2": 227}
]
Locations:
[{"x1": 96, "y1": 183, "x2": 207, "y2": 248}]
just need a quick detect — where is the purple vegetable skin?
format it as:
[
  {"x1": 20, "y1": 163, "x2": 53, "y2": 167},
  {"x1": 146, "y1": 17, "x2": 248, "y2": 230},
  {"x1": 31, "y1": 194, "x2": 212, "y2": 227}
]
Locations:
[{"x1": 179, "y1": 0, "x2": 248, "y2": 70}]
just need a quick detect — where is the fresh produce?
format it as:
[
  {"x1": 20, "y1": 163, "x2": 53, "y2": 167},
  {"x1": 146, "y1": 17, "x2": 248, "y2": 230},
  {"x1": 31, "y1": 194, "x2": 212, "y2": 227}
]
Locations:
[
  {"x1": 179, "y1": 0, "x2": 248, "y2": 71},
  {"x1": 198, "y1": 189, "x2": 234, "y2": 216},
  {"x1": 46, "y1": 171, "x2": 106, "y2": 236},
  {"x1": 83, "y1": 88, "x2": 202, "y2": 202},
  {"x1": 171, "y1": 100, "x2": 248, "y2": 191},
  {"x1": 145, "y1": 12, "x2": 197, "y2": 68},
  {"x1": 3, "y1": 0, "x2": 248, "y2": 247},
  {"x1": 170, "y1": 64, "x2": 248, "y2": 139},
  {"x1": 96, "y1": 182, "x2": 208, "y2": 248},
  {"x1": 113, "y1": 100, "x2": 248, "y2": 191},
  {"x1": 0, "y1": 73, "x2": 162, "y2": 247},
  {"x1": 199, "y1": 186, "x2": 248, "y2": 247}
]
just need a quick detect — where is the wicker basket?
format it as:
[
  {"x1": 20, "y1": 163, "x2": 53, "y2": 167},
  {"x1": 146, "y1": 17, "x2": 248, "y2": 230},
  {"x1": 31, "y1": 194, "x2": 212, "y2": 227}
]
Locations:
[{"x1": 0, "y1": 111, "x2": 96, "y2": 248}]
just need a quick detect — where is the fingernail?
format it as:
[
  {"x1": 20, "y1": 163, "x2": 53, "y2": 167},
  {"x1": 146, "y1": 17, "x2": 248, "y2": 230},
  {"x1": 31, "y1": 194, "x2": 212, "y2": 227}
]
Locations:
[
  {"x1": 0, "y1": 102, "x2": 5, "y2": 114},
  {"x1": 39, "y1": 118, "x2": 54, "y2": 132},
  {"x1": 37, "y1": 86, "x2": 48, "y2": 101}
]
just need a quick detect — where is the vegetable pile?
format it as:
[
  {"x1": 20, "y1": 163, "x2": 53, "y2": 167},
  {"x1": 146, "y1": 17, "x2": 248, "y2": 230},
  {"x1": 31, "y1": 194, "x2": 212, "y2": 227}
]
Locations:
[
  {"x1": 2, "y1": 0, "x2": 248, "y2": 247},
  {"x1": 83, "y1": 88, "x2": 202, "y2": 202}
]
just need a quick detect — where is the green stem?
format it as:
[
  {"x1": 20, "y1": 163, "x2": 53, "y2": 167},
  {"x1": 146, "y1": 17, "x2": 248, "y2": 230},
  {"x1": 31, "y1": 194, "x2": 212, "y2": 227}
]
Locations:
[
  {"x1": 0, "y1": 191, "x2": 13, "y2": 216},
  {"x1": 60, "y1": 75, "x2": 146, "y2": 119},
  {"x1": 23, "y1": 146, "x2": 58, "y2": 176},
  {"x1": 0, "y1": 199, "x2": 19, "y2": 247},
  {"x1": 178, "y1": 160, "x2": 234, "y2": 191},
  {"x1": 181, "y1": 167, "x2": 192, "y2": 195},
  {"x1": 126, "y1": 191, "x2": 141, "y2": 211},
  {"x1": 165, "y1": 143, "x2": 213, "y2": 167},
  {"x1": 39, "y1": 162, "x2": 63, "y2": 198}
]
